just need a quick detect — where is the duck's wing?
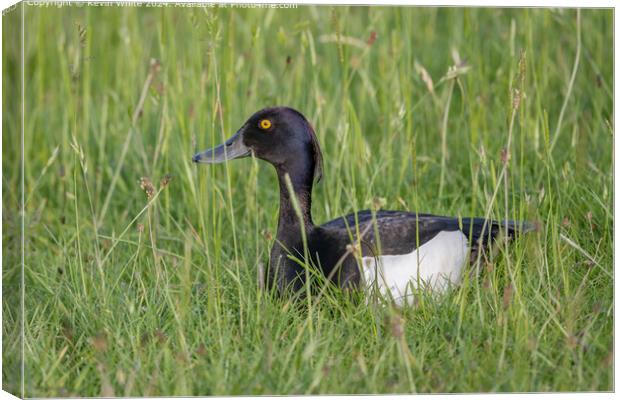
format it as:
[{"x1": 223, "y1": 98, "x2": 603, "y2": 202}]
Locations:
[{"x1": 320, "y1": 210, "x2": 534, "y2": 256}]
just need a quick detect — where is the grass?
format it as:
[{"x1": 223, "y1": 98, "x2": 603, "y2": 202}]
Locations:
[{"x1": 2, "y1": 4, "x2": 613, "y2": 396}]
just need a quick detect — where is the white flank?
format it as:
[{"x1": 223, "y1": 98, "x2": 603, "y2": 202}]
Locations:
[{"x1": 361, "y1": 230, "x2": 468, "y2": 306}]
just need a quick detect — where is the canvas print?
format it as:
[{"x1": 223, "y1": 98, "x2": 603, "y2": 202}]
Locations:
[{"x1": 2, "y1": 2, "x2": 613, "y2": 396}]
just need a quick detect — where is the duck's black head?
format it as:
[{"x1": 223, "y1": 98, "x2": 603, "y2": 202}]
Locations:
[{"x1": 193, "y1": 107, "x2": 323, "y2": 183}]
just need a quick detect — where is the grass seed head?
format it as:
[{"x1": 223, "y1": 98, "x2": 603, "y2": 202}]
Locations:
[
  {"x1": 501, "y1": 148, "x2": 511, "y2": 165},
  {"x1": 160, "y1": 173, "x2": 172, "y2": 188},
  {"x1": 367, "y1": 31, "x2": 377, "y2": 46},
  {"x1": 512, "y1": 88, "x2": 521, "y2": 110},
  {"x1": 518, "y1": 48, "x2": 527, "y2": 84},
  {"x1": 149, "y1": 58, "x2": 161, "y2": 74},
  {"x1": 262, "y1": 229, "x2": 273, "y2": 241},
  {"x1": 139, "y1": 177, "x2": 155, "y2": 199}
]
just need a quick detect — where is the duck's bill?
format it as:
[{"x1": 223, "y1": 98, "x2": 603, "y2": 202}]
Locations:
[{"x1": 192, "y1": 131, "x2": 251, "y2": 164}]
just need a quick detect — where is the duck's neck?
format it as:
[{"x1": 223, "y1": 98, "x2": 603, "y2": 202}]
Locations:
[{"x1": 275, "y1": 158, "x2": 315, "y2": 237}]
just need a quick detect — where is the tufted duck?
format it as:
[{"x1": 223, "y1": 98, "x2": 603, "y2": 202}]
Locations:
[{"x1": 193, "y1": 107, "x2": 534, "y2": 305}]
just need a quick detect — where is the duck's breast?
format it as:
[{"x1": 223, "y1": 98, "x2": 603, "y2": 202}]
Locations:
[{"x1": 361, "y1": 230, "x2": 468, "y2": 305}]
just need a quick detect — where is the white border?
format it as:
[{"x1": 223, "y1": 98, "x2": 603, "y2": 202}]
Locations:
[{"x1": 0, "y1": 1, "x2": 615, "y2": 400}]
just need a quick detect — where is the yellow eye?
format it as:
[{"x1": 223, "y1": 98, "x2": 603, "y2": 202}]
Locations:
[{"x1": 259, "y1": 119, "x2": 272, "y2": 130}]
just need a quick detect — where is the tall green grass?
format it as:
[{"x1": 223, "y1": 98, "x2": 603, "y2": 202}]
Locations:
[{"x1": 2, "y1": 5, "x2": 613, "y2": 395}]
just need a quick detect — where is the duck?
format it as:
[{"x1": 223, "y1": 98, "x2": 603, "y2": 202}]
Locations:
[{"x1": 192, "y1": 106, "x2": 534, "y2": 305}]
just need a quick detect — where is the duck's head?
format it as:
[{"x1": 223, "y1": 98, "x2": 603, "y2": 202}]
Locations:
[{"x1": 192, "y1": 106, "x2": 323, "y2": 183}]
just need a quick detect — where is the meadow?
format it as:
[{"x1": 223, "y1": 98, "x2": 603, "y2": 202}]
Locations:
[{"x1": 2, "y1": 4, "x2": 613, "y2": 395}]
